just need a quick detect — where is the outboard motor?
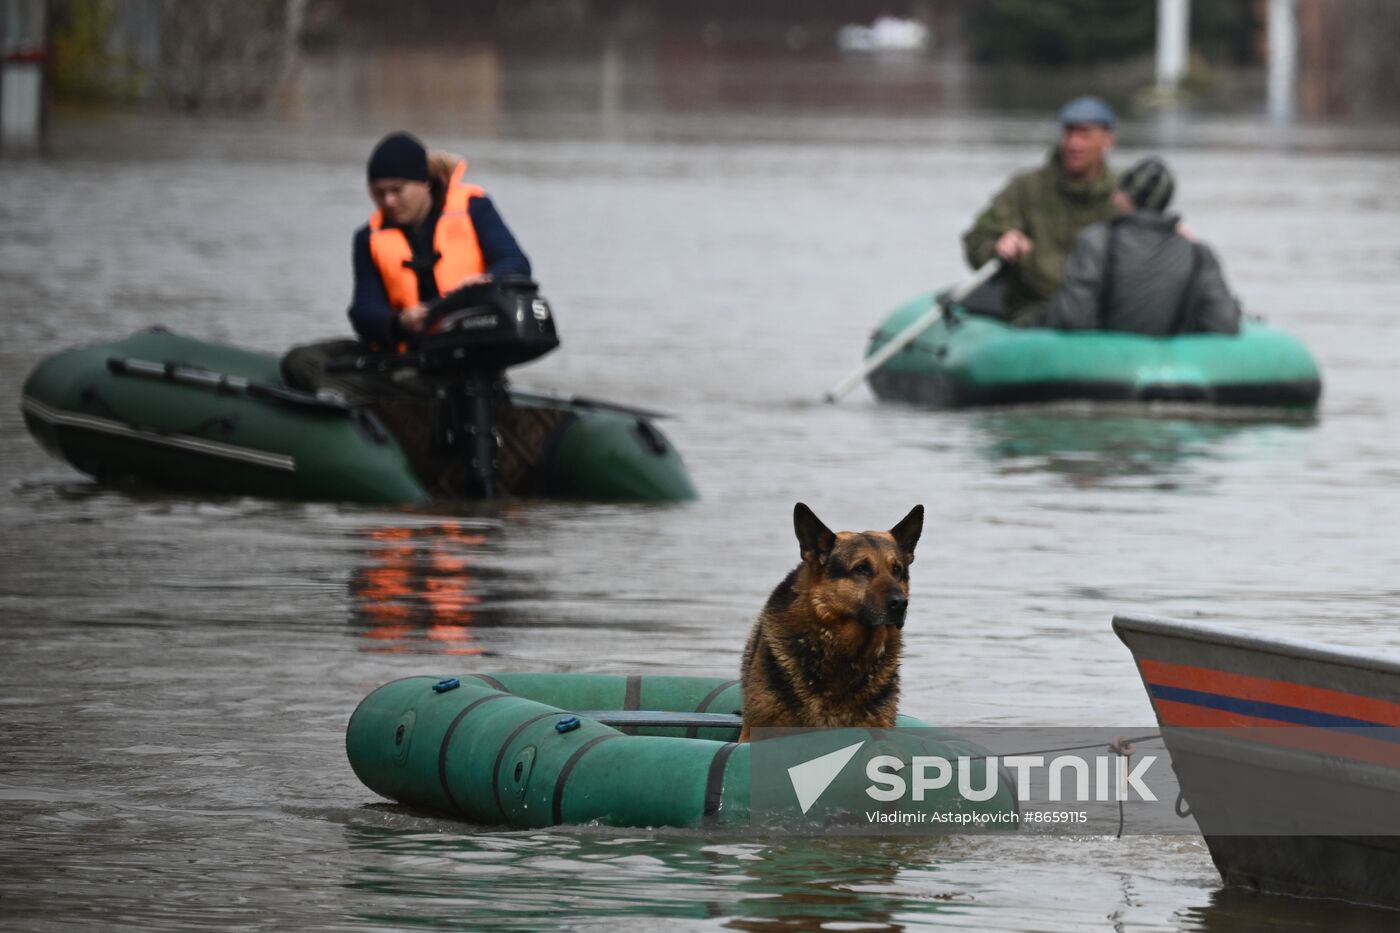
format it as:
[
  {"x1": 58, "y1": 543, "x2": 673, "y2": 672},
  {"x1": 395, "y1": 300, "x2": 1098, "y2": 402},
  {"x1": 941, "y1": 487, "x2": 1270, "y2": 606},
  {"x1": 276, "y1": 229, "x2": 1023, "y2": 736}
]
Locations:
[
  {"x1": 415, "y1": 276, "x2": 559, "y2": 498},
  {"x1": 328, "y1": 276, "x2": 560, "y2": 499},
  {"x1": 419, "y1": 276, "x2": 560, "y2": 373}
]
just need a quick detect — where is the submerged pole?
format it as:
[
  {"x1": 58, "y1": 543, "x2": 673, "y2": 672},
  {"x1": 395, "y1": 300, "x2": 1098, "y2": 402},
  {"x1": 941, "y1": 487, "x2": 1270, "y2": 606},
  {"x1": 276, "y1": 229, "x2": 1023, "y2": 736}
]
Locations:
[
  {"x1": 0, "y1": 0, "x2": 47, "y2": 152},
  {"x1": 1267, "y1": 0, "x2": 1298, "y2": 121},
  {"x1": 1155, "y1": 0, "x2": 1191, "y2": 93}
]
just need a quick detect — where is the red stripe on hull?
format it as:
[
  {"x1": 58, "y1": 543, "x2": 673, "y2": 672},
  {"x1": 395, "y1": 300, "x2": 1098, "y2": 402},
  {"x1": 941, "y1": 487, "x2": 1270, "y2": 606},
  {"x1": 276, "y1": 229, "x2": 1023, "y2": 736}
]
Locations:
[
  {"x1": 1154, "y1": 699, "x2": 1400, "y2": 769},
  {"x1": 1139, "y1": 658, "x2": 1400, "y2": 726}
]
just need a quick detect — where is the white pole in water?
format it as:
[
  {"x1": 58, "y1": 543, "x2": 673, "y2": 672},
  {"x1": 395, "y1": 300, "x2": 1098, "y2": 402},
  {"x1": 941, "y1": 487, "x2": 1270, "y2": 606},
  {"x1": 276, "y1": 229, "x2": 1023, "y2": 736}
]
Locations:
[
  {"x1": 1267, "y1": 0, "x2": 1298, "y2": 121},
  {"x1": 0, "y1": 0, "x2": 47, "y2": 151},
  {"x1": 1155, "y1": 0, "x2": 1191, "y2": 93}
]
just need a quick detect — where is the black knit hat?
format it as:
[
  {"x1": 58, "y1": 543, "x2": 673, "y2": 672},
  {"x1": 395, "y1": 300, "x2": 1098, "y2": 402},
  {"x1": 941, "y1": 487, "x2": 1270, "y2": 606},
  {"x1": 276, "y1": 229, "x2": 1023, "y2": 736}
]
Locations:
[
  {"x1": 1117, "y1": 156, "x2": 1175, "y2": 212},
  {"x1": 367, "y1": 132, "x2": 429, "y2": 183}
]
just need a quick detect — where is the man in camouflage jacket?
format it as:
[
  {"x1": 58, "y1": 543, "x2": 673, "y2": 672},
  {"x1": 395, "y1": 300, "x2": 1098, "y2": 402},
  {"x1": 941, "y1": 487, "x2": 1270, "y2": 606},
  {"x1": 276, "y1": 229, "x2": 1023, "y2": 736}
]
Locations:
[{"x1": 962, "y1": 97, "x2": 1118, "y2": 324}]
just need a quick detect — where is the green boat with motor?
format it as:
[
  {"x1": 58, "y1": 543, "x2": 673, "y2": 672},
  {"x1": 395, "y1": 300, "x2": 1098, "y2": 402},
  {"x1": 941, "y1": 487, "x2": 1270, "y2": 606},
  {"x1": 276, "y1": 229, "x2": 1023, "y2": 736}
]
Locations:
[
  {"x1": 20, "y1": 280, "x2": 697, "y2": 504},
  {"x1": 346, "y1": 673, "x2": 1018, "y2": 830},
  {"x1": 864, "y1": 289, "x2": 1322, "y2": 410}
]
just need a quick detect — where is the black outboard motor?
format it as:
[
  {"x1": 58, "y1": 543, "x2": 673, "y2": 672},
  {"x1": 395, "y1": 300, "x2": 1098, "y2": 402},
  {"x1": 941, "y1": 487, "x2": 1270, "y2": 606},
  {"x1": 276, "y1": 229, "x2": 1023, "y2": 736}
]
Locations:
[
  {"x1": 327, "y1": 276, "x2": 560, "y2": 499},
  {"x1": 415, "y1": 276, "x2": 559, "y2": 498},
  {"x1": 419, "y1": 276, "x2": 560, "y2": 373}
]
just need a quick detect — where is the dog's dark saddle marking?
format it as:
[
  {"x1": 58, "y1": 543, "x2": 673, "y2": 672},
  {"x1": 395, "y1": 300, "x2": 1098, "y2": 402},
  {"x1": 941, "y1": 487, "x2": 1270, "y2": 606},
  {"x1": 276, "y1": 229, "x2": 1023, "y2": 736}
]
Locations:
[
  {"x1": 760, "y1": 641, "x2": 805, "y2": 713},
  {"x1": 763, "y1": 567, "x2": 800, "y2": 615}
]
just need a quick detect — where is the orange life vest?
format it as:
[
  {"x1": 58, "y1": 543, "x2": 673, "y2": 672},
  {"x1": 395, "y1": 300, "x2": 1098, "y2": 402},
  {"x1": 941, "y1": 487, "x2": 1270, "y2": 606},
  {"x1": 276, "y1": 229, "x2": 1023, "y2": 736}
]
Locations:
[{"x1": 367, "y1": 161, "x2": 486, "y2": 311}]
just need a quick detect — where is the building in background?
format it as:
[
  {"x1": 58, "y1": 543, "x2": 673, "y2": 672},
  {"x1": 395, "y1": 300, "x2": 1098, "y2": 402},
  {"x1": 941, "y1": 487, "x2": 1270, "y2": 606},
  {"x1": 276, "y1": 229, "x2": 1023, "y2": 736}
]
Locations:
[{"x1": 15, "y1": 0, "x2": 1400, "y2": 121}]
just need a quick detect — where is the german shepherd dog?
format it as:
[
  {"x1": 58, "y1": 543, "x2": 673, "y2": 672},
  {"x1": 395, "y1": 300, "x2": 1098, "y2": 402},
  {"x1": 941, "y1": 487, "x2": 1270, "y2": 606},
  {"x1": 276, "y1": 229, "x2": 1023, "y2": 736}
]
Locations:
[{"x1": 739, "y1": 502, "x2": 923, "y2": 741}]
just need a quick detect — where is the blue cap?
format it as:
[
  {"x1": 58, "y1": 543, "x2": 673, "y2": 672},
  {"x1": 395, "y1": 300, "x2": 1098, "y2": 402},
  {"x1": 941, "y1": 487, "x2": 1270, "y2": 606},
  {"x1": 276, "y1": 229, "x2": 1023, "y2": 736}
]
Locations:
[{"x1": 1059, "y1": 96, "x2": 1116, "y2": 129}]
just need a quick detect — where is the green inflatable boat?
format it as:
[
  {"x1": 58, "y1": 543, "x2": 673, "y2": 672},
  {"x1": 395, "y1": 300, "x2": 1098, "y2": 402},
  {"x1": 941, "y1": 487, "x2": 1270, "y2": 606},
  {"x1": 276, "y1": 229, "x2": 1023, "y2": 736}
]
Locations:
[
  {"x1": 20, "y1": 329, "x2": 697, "y2": 504},
  {"x1": 346, "y1": 673, "x2": 1017, "y2": 831},
  {"x1": 866, "y1": 291, "x2": 1322, "y2": 409}
]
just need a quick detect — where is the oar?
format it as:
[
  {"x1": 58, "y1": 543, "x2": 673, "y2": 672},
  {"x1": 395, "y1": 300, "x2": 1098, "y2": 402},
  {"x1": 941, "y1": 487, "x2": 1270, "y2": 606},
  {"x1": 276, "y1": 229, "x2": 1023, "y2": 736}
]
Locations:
[
  {"x1": 507, "y1": 386, "x2": 672, "y2": 421},
  {"x1": 107, "y1": 357, "x2": 351, "y2": 413},
  {"x1": 822, "y1": 258, "x2": 1002, "y2": 403}
]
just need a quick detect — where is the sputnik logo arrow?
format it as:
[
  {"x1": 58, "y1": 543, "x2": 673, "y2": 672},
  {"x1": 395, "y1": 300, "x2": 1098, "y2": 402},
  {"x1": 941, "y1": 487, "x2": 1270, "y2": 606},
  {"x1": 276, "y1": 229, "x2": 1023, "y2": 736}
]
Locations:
[{"x1": 787, "y1": 741, "x2": 866, "y2": 814}]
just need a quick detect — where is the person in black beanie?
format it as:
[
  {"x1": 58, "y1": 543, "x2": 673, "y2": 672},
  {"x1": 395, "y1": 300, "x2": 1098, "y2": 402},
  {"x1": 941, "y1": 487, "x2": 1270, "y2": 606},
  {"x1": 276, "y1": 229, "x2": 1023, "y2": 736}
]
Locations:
[
  {"x1": 1040, "y1": 156, "x2": 1240, "y2": 336},
  {"x1": 279, "y1": 132, "x2": 536, "y2": 495},
  {"x1": 349, "y1": 131, "x2": 532, "y2": 347},
  {"x1": 284, "y1": 130, "x2": 531, "y2": 387}
]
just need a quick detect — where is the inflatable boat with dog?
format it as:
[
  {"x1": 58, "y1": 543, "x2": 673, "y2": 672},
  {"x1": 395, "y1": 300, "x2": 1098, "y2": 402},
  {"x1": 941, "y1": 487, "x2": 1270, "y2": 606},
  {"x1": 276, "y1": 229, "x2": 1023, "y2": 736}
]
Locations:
[
  {"x1": 345, "y1": 673, "x2": 1018, "y2": 830},
  {"x1": 865, "y1": 290, "x2": 1322, "y2": 409},
  {"x1": 20, "y1": 280, "x2": 697, "y2": 504}
]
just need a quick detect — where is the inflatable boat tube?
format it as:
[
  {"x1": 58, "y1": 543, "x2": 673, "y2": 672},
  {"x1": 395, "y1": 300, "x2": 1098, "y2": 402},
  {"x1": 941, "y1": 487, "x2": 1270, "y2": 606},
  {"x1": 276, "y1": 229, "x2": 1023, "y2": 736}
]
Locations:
[
  {"x1": 867, "y1": 292, "x2": 1322, "y2": 409},
  {"x1": 20, "y1": 329, "x2": 697, "y2": 503},
  {"x1": 345, "y1": 673, "x2": 1017, "y2": 830}
]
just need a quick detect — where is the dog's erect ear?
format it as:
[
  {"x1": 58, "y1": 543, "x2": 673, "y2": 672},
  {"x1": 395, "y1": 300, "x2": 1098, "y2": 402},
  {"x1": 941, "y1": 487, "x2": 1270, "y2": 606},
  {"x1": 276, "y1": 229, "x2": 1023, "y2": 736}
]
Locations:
[
  {"x1": 793, "y1": 502, "x2": 836, "y2": 565},
  {"x1": 890, "y1": 504, "x2": 924, "y2": 561}
]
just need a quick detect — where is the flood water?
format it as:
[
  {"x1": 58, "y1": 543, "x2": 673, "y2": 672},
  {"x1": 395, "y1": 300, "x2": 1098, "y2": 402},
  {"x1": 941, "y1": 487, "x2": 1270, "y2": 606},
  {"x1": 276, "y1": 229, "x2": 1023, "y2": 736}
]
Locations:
[{"x1": 3, "y1": 47, "x2": 1400, "y2": 930}]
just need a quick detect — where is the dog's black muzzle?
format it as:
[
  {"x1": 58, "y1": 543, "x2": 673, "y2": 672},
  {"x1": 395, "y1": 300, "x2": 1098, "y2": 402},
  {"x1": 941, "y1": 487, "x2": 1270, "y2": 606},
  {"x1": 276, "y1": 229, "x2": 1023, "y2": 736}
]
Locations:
[
  {"x1": 863, "y1": 593, "x2": 908, "y2": 630},
  {"x1": 886, "y1": 592, "x2": 908, "y2": 629}
]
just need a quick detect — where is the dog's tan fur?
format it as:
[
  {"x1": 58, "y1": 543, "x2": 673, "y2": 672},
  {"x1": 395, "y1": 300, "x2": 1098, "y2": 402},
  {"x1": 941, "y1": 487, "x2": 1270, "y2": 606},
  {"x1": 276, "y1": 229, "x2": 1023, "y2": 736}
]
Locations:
[{"x1": 739, "y1": 502, "x2": 923, "y2": 742}]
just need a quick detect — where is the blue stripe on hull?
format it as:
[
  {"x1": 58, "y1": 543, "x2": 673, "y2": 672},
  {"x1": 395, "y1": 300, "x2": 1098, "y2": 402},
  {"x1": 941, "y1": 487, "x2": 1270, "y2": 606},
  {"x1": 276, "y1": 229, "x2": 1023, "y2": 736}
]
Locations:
[{"x1": 1149, "y1": 683, "x2": 1399, "y2": 732}]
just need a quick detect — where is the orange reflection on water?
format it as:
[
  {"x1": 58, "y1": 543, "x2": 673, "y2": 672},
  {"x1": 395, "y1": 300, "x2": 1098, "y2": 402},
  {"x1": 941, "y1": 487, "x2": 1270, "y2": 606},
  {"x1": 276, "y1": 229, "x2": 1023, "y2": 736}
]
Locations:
[{"x1": 350, "y1": 521, "x2": 491, "y2": 656}]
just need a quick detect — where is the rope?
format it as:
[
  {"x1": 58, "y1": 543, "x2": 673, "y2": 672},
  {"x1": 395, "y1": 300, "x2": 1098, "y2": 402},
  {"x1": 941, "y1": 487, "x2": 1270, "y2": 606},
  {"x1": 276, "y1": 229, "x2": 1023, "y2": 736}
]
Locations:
[
  {"x1": 963, "y1": 732, "x2": 1164, "y2": 838},
  {"x1": 1107, "y1": 735, "x2": 1139, "y2": 838},
  {"x1": 970, "y1": 733, "x2": 1161, "y2": 761}
]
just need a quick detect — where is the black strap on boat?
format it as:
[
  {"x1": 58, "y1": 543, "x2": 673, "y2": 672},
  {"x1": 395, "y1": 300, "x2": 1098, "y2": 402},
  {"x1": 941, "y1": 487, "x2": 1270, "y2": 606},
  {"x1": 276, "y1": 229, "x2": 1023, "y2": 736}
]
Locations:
[
  {"x1": 704, "y1": 742, "x2": 740, "y2": 819},
  {"x1": 436, "y1": 693, "x2": 511, "y2": 817},
  {"x1": 550, "y1": 734, "x2": 622, "y2": 825},
  {"x1": 490, "y1": 711, "x2": 564, "y2": 822},
  {"x1": 687, "y1": 679, "x2": 741, "y2": 739},
  {"x1": 617, "y1": 675, "x2": 644, "y2": 735},
  {"x1": 469, "y1": 674, "x2": 510, "y2": 693}
]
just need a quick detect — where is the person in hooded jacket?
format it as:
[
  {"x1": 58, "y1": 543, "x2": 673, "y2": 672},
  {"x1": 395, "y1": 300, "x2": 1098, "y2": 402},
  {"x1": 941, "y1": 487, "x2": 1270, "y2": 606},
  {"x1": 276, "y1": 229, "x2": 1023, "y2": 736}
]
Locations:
[{"x1": 1039, "y1": 156, "x2": 1241, "y2": 336}]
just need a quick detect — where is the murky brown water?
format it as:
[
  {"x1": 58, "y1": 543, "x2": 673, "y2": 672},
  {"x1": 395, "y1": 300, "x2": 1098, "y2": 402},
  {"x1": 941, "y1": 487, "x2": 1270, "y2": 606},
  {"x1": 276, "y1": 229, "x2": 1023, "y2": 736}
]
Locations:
[{"x1": 3, "y1": 48, "x2": 1400, "y2": 930}]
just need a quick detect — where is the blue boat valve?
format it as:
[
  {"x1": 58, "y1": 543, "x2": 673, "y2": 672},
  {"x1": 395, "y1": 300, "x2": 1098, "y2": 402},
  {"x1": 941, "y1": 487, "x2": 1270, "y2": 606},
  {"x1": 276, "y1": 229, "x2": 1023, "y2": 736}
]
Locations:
[
  {"x1": 555, "y1": 716, "x2": 581, "y2": 734},
  {"x1": 432, "y1": 677, "x2": 461, "y2": 693}
]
